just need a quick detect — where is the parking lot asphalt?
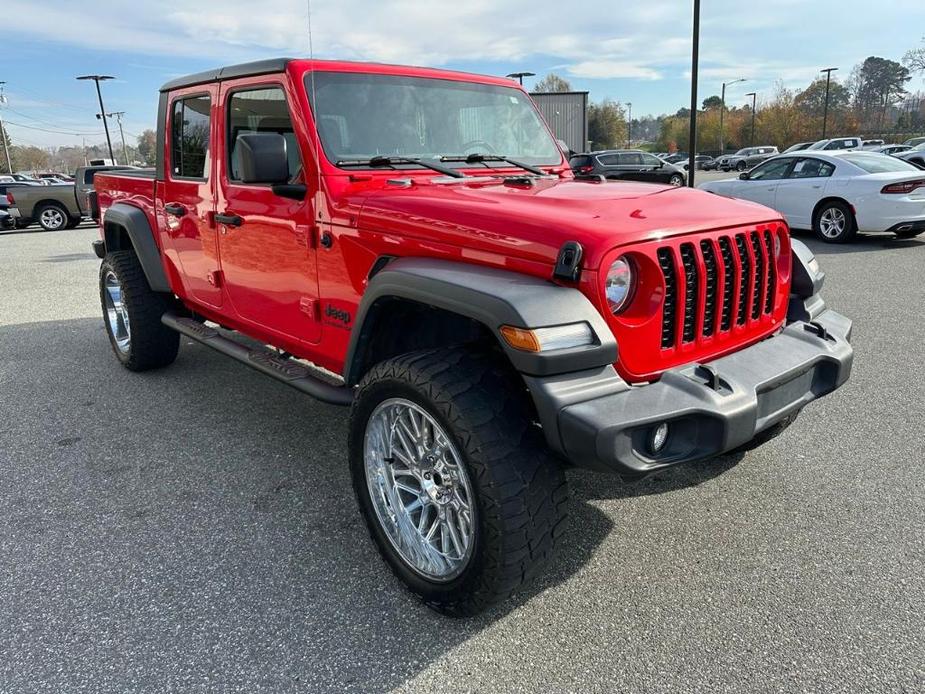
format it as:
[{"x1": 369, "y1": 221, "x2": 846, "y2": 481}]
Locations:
[{"x1": 1, "y1": 221, "x2": 924, "y2": 694}]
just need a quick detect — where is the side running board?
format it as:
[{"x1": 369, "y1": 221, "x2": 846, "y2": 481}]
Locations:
[{"x1": 161, "y1": 312, "x2": 354, "y2": 407}]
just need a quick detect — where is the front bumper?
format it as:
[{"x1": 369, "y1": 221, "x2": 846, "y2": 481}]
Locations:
[{"x1": 527, "y1": 309, "x2": 852, "y2": 478}]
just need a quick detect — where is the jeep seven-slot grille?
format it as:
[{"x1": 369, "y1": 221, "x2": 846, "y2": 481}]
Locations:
[{"x1": 657, "y1": 230, "x2": 777, "y2": 349}]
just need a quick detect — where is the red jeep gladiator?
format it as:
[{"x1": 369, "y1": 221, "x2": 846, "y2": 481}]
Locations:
[{"x1": 92, "y1": 58, "x2": 853, "y2": 616}]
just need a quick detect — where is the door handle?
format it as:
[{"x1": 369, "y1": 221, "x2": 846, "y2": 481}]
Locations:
[
  {"x1": 215, "y1": 213, "x2": 244, "y2": 227},
  {"x1": 164, "y1": 203, "x2": 186, "y2": 217}
]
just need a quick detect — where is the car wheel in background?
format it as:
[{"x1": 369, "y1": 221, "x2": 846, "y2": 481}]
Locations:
[
  {"x1": 813, "y1": 200, "x2": 857, "y2": 243},
  {"x1": 65, "y1": 217, "x2": 82, "y2": 229},
  {"x1": 36, "y1": 203, "x2": 70, "y2": 231},
  {"x1": 736, "y1": 161, "x2": 747, "y2": 172},
  {"x1": 669, "y1": 174, "x2": 685, "y2": 187}
]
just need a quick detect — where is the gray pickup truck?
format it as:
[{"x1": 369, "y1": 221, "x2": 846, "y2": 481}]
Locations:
[{"x1": 8, "y1": 165, "x2": 135, "y2": 231}]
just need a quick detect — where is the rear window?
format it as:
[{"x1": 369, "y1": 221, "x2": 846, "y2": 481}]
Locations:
[{"x1": 841, "y1": 153, "x2": 921, "y2": 173}]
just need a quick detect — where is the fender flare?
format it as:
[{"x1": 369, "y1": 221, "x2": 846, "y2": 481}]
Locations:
[
  {"x1": 343, "y1": 257, "x2": 617, "y2": 385},
  {"x1": 103, "y1": 203, "x2": 171, "y2": 293}
]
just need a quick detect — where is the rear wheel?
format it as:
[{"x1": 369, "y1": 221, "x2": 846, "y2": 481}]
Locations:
[
  {"x1": 736, "y1": 161, "x2": 747, "y2": 172},
  {"x1": 813, "y1": 200, "x2": 856, "y2": 243},
  {"x1": 36, "y1": 202, "x2": 69, "y2": 231},
  {"x1": 349, "y1": 348, "x2": 567, "y2": 617},
  {"x1": 668, "y1": 173, "x2": 685, "y2": 187},
  {"x1": 99, "y1": 250, "x2": 179, "y2": 371}
]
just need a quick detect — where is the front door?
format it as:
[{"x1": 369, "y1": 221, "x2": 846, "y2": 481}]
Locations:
[
  {"x1": 162, "y1": 86, "x2": 222, "y2": 307},
  {"x1": 215, "y1": 81, "x2": 321, "y2": 344},
  {"x1": 772, "y1": 157, "x2": 835, "y2": 228},
  {"x1": 734, "y1": 157, "x2": 795, "y2": 210}
]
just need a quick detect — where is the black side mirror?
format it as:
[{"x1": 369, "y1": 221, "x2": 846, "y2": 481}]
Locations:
[
  {"x1": 237, "y1": 133, "x2": 290, "y2": 184},
  {"x1": 739, "y1": 172, "x2": 750, "y2": 180}
]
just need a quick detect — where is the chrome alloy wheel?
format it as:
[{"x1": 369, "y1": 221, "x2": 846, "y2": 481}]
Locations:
[
  {"x1": 819, "y1": 207, "x2": 847, "y2": 238},
  {"x1": 103, "y1": 270, "x2": 131, "y2": 354},
  {"x1": 364, "y1": 398, "x2": 476, "y2": 581},
  {"x1": 40, "y1": 207, "x2": 66, "y2": 230}
]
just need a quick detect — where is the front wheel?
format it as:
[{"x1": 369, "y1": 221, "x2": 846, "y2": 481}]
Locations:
[
  {"x1": 349, "y1": 349, "x2": 567, "y2": 617},
  {"x1": 736, "y1": 161, "x2": 747, "y2": 172},
  {"x1": 99, "y1": 250, "x2": 179, "y2": 371},
  {"x1": 813, "y1": 200, "x2": 856, "y2": 243}
]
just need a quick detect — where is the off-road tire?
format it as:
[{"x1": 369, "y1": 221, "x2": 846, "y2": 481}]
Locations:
[
  {"x1": 36, "y1": 202, "x2": 70, "y2": 231},
  {"x1": 349, "y1": 348, "x2": 568, "y2": 617},
  {"x1": 813, "y1": 200, "x2": 857, "y2": 243},
  {"x1": 99, "y1": 250, "x2": 179, "y2": 371}
]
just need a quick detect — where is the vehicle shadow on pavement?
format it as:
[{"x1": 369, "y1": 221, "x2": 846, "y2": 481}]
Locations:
[
  {"x1": 0, "y1": 317, "x2": 746, "y2": 693},
  {"x1": 793, "y1": 229, "x2": 925, "y2": 256}
]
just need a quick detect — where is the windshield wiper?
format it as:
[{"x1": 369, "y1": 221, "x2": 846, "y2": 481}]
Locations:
[
  {"x1": 440, "y1": 153, "x2": 546, "y2": 176},
  {"x1": 336, "y1": 155, "x2": 464, "y2": 178}
]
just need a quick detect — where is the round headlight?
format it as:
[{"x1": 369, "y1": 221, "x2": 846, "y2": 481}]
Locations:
[{"x1": 605, "y1": 256, "x2": 635, "y2": 314}]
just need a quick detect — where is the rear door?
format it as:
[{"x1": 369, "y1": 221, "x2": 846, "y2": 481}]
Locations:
[
  {"x1": 772, "y1": 157, "x2": 835, "y2": 228},
  {"x1": 215, "y1": 78, "x2": 321, "y2": 344},
  {"x1": 161, "y1": 86, "x2": 222, "y2": 307}
]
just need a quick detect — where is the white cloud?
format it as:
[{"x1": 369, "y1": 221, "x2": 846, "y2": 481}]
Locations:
[
  {"x1": 568, "y1": 61, "x2": 662, "y2": 80},
  {"x1": 3, "y1": 0, "x2": 924, "y2": 134}
]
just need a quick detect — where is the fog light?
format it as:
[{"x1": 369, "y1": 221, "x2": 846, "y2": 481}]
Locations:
[{"x1": 649, "y1": 422, "x2": 669, "y2": 454}]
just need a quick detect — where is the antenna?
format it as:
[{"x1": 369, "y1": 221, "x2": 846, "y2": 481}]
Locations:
[{"x1": 307, "y1": 0, "x2": 323, "y2": 222}]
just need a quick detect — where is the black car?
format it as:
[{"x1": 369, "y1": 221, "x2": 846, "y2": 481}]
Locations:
[{"x1": 569, "y1": 150, "x2": 687, "y2": 186}]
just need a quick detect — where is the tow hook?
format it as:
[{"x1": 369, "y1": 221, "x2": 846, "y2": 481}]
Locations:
[{"x1": 804, "y1": 321, "x2": 833, "y2": 342}]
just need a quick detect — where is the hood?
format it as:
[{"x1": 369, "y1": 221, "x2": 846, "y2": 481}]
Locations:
[{"x1": 355, "y1": 176, "x2": 784, "y2": 269}]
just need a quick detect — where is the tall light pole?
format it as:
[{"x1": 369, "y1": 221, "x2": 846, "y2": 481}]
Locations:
[
  {"x1": 99, "y1": 111, "x2": 128, "y2": 164},
  {"x1": 626, "y1": 102, "x2": 632, "y2": 148},
  {"x1": 0, "y1": 82, "x2": 12, "y2": 174},
  {"x1": 687, "y1": 0, "x2": 701, "y2": 187},
  {"x1": 820, "y1": 67, "x2": 838, "y2": 139},
  {"x1": 745, "y1": 92, "x2": 757, "y2": 146},
  {"x1": 76, "y1": 75, "x2": 115, "y2": 163},
  {"x1": 506, "y1": 71, "x2": 535, "y2": 86},
  {"x1": 720, "y1": 77, "x2": 746, "y2": 154}
]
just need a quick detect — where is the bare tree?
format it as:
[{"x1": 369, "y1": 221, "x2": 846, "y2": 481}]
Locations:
[{"x1": 533, "y1": 74, "x2": 572, "y2": 93}]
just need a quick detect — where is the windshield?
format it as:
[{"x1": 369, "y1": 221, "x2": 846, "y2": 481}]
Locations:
[
  {"x1": 840, "y1": 153, "x2": 921, "y2": 173},
  {"x1": 306, "y1": 72, "x2": 561, "y2": 169}
]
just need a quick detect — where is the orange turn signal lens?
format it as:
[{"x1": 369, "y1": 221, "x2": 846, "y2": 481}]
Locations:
[{"x1": 499, "y1": 325, "x2": 542, "y2": 352}]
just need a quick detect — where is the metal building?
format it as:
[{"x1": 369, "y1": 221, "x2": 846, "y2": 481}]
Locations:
[{"x1": 530, "y1": 91, "x2": 589, "y2": 154}]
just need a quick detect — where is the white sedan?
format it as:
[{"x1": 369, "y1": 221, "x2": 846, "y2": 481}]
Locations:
[{"x1": 699, "y1": 151, "x2": 925, "y2": 242}]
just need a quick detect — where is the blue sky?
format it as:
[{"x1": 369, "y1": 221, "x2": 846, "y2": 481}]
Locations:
[{"x1": 3, "y1": 0, "x2": 924, "y2": 149}]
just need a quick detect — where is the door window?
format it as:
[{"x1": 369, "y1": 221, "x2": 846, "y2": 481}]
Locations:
[
  {"x1": 789, "y1": 158, "x2": 835, "y2": 179},
  {"x1": 641, "y1": 153, "x2": 662, "y2": 166},
  {"x1": 227, "y1": 87, "x2": 301, "y2": 182},
  {"x1": 170, "y1": 95, "x2": 211, "y2": 180},
  {"x1": 749, "y1": 158, "x2": 792, "y2": 180},
  {"x1": 617, "y1": 152, "x2": 643, "y2": 166}
]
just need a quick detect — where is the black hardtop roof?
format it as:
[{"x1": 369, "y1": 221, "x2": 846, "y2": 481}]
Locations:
[{"x1": 159, "y1": 58, "x2": 293, "y2": 92}]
